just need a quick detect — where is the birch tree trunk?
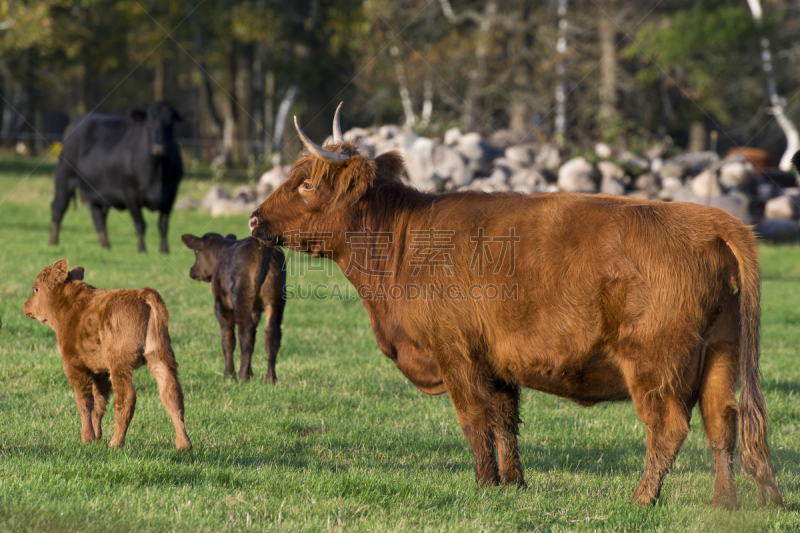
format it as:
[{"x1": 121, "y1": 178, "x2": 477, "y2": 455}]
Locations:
[
  {"x1": 746, "y1": 0, "x2": 799, "y2": 171},
  {"x1": 598, "y1": 2, "x2": 618, "y2": 138},
  {"x1": 390, "y1": 46, "x2": 416, "y2": 129},
  {"x1": 555, "y1": 0, "x2": 568, "y2": 146},
  {"x1": 271, "y1": 85, "x2": 298, "y2": 166}
]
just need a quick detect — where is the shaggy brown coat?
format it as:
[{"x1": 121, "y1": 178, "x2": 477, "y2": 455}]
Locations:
[
  {"x1": 250, "y1": 139, "x2": 781, "y2": 509},
  {"x1": 23, "y1": 259, "x2": 192, "y2": 451}
]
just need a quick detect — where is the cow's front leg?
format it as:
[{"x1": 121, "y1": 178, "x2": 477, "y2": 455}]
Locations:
[
  {"x1": 127, "y1": 202, "x2": 147, "y2": 252},
  {"x1": 158, "y1": 211, "x2": 169, "y2": 253},
  {"x1": 64, "y1": 364, "x2": 96, "y2": 443},
  {"x1": 441, "y1": 356, "x2": 500, "y2": 486},
  {"x1": 90, "y1": 204, "x2": 110, "y2": 249}
]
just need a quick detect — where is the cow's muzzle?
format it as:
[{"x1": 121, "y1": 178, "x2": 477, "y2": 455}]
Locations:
[
  {"x1": 249, "y1": 212, "x2": 275, "y2": 244},
  {"x1": 152, "y1": 144, "x2": 166, "y2": 156}
]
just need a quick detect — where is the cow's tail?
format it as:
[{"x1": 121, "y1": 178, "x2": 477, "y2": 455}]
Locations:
[
  {"x1": 142, "y1": 288, "x2": 178, "y2": 370},
  {"x1": 717, "y1": 220, "x2": 782, "y2": 506}
]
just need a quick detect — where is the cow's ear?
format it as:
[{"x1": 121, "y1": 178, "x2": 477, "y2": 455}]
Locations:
[
  {"x1": 225, "y1": 234, "x2": 237, "y2": 241},
  {"x1": 174, "y1": 109, "x2": 190, "y2": 122},
  {"x1": 181, "y1": 234, "x2": 202, "y2": 249},
  {"x1": 52, "y1": 259, "x2": 69, "y2": 283},
  {"x1": 67, "y1": 266, "x2": 85, "y2": 282},
  {"x1": 130, "y1": 109, "x2": 147, "y2": 121}
]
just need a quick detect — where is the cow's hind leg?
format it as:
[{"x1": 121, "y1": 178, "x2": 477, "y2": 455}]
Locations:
[
  {"x1": 492, "y1": 382, "x2": 524, "y2": 487},
  {"x1": 236, "y1": 312, "x2": 258, "y2": 382},
  {"x1": 263, "y1": 303, "x2": 284, "y2": 384},
  {"x1": 108, "y1": 368, "x2": 136, "y2": 449},
  {"x1": 158, "y1": 211, "x2": 169, "y2": 253},
  {"x1": 146, "y1": 356, "x2": 192, "y2": 451},
  {"x1": 90, "y1": 204, "x2": 111, "y2": 249},
  {"x1": 699, "y1": 341, "x2": 740, "y2": 510},
  {"x1": 215, "y1": 302, "x2": 236, "y2": 378},
  {"x1": 623, "y1": 364, "x2": 692, "y2": 507},
  {"x1": 91, "y1": 373, "x2": 112, "y2": 441},
  {"x1": 440, "y1": 354, "x2": 500, "y2": 487}
]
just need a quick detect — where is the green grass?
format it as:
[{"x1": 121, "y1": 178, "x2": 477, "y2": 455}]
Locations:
[{"x1": 1, "y1": 164, "x2": 799, "y2": 532}]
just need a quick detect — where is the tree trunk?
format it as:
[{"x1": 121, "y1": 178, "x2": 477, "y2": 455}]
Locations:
[
  {"x1": 23, "y1": 48, "x2": 38, "y2": 156},
  {"x1": 227, "y1": 43, "x2": 240, "y2": 165},
  {"x1": 463, "y1": 1, "x2": 495, "y2": 131},
  {"x1": 555, "y1": 0, "x2": 568, "y2": 146},
  {"x1": 153, "y1": 60, "x2": 165, "y2": 101},
  {"x1": 272, "y1": 85, "x2": 298, "y2": 166},
  {"x1": 688, "y1": 121, "x2": 706, "y2": 153},
  {"x1": 390, "y1": 46, "x2": 415, "y2": 129},
  {"x1": 509, "y1": 3, "x2": 533, "y2": 131},
  {"x1": 264, "y1": 70, "x2": 275, "y2": 163},
  {"x1": 598, "y1": 3, "x2": 618, "y2": 139},
  {"x1": 188, "y1": 3, "x2": 226, "y2": 162},
  {"x1": 746, "y1": 0, "x2": 799, "y2": 171},
  {"x1": 234, "y1": 42, "x2": 254, "y2": 165},
  {"x1": 252, "y1": 42, "x2": 268, "y2": 163}
]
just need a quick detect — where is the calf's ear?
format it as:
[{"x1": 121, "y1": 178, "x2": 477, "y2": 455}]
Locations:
[
  {"x1": 67, "y1": 267, "x2": 85, "y2": 282},
  {"x1": 52, "y1": 259, "x2": 69, "y2": 283},
  {"x1": 226, "y1": 234, "x2": 237, "y2": 241},
  {"x1": 181, "y1": 234, "x2": 202, "y2": 249}
]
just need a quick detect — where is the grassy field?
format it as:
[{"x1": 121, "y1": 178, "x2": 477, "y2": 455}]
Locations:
[{"x1": 1, "y1": 156, "x2": 799, "y2": 532}]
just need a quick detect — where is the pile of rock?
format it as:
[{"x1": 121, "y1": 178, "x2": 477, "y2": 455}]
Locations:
[
  {"x1": 178, "y1": 125, "x2": 799, "y2": 240},
  {"x1": 178, "y1": 165, "x2": 292, "y2": 217}
]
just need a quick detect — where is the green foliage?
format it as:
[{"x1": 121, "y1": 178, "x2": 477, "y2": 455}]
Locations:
[
  {"x1": 625, "y1": 4, "x2": 761, "y2": 124},
  {"x1": 1, "y1": 167, "x2": 800, "y2": 531}
]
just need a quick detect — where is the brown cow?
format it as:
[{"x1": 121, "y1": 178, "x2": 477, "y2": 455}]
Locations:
[
  {"x1": 725, "y1": 147, "x2": 776, "y2": 176},
  {"x1": 249, "y1": 105, "x2": 781, "y2": 509},
  {"x1": 182, "y1": 232, "x2": 286, "y2": 383},
  {"x1": 23, "y1": 259, "x2": 192, "y2": 451}
]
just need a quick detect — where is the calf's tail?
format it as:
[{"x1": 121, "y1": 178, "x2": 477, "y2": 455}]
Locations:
[
  {"x1": 142, "y1": 288, "x2": 178, "y2": 370},
  {"x1": 717, "y1": 220, "x2": 782, "y2": 506}
]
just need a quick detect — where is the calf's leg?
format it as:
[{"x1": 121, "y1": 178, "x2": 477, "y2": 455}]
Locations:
[
  {"x1": 699, "y1": 342, "x2": 740, "y2": 510},
  {"x1": 108, "y1": 369, "x2": 137, "y2": 449},
  {"x1": 264, "y1": 304, "x2": 284, "y2": 384},
  {"x1": 215, "y1": 302, "x2": 236, "y2": 378},
  {"x1": 146, "y1": 357, "x2": 192, "y2": 452},
  {"x1": 90, "y1": 204, "x2": 110, "y2": 249},
  {"x1": 158, "y1": 211, "x2": 169, "y2": 253},
  {"x1": 91, "y1": 373, "x2": 112, "y2": 441},
  {"x1": 237, "y1": 314, "x2": 258, "y2": 381},
  {"x1": 492, "y1": 382, "x2": 525, "y2": 487},
  {"x1": 65, "y1": 365, "x2": 96, "y2": 443}
]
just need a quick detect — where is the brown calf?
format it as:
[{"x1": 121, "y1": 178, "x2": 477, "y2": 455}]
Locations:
[
  {"x1": 23, "y1": 259, "x2": 192, "y2": 451},
  {"x1": 182, "y1": 233, "x2": 286, "y2": 383},
  {"x1": 248, "y1": 106, "x2": 782, "y2": 509}
]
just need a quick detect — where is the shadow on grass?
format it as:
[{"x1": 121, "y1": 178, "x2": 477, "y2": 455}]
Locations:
[{"x1": 763, "y1": 379, "x2": 800, "y2": 395}]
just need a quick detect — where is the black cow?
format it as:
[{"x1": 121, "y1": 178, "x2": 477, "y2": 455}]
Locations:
[{"x1": 49, "y1": 101, "x2": 184, "y2": 253}]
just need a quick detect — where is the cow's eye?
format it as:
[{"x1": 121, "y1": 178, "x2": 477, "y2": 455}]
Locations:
[
  {"x1": 34, "y1": 287, "x2": 39, "y2": 293},
  {"x1": 300, "y1": 181, "x2": 313, "y2": 191}
]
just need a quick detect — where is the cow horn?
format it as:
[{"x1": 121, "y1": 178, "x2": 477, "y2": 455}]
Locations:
[
  {"x1": 294, "y1": 116, "x2": 349, "y2": 166},
  {"x1": 332, "y1": 102, "x2": 344, "y2": 143}
]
